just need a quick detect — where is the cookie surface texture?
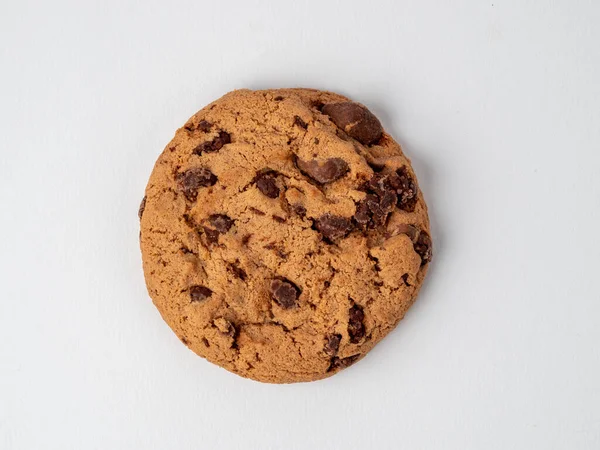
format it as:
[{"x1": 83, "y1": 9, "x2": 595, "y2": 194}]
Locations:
[{"x1": 140, "y1": 88, "x2": 432, "y2": 383}]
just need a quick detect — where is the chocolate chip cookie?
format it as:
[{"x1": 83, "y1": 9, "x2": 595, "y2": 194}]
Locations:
[{"x1": 140, "y1": 88, "x2": 432, "y2": 383}]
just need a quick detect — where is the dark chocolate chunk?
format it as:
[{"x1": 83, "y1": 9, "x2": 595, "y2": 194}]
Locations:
[
  {"x1": 228, "y1": 262, "x2": 247, "y2": 281},
  {"x1": 388, "y1": 167, "x2": 418, "y2": 212},
  {"x1": 348, "y1": 305, "x2": 365, "y2": 343},
  {"x1": 203, "y1": 226, "x2": 220, "y2": 244},
  {"x1": 177, "y1": 168, "x2": 217, "y2": 201},
  {"x1": 324, "y1": 334, "x2": 342, "y2": 356},
  {"x1": 208, "y1": 214, "x2": 234, "y2": 233},
  {"x1": 296, "y1": 157, "x2": 349, "y2": 184},
  {"x1": 193, "y1": 131, "x2": 231, "y2": 155},
  {"x1": 353, "y1": 201, "x2": 370, "y2": 226},
  {"x1": 293, "y1": 204, "x2": 306, "y2": 217},
  {"x1": 197, "y1": 120, "x2": 212, "y2": 132},
  {"x1": 138, "y1": 196, "x2": 147, "y2": 220},
  {"x1": 189, "y1": 285, "x2": 212, "y2": 302},
  {"x1": 328, "y1": 354, "x2": 360, "y2": 371},
  {"x1": 293, "y1": 115, "x2": 308, "y2": 129},
  {"x1": 315, "y1": 214, "x2": 353, "y2": 242},
  {"x1": 322, "y1": 102, "x2": 383, "y2": 145},
  {"x1": 414, "y1": 231, "x2": 432, "y2": 265},
  {"x1": 270, "y1": 278, "x2": 300, "y2": 309},
  {"x1": 255, "y1": 172, "x2": 280, "y2": 198},
  {"x1": 354, "y1": 171, "x2": 412, "y2": 230}
]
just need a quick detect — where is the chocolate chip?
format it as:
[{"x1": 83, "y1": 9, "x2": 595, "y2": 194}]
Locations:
[
  {"x1": 228, "y1": 262, "x2": 247, "y2": 281},
  {"x1": 293, "y1": 115, "x2": 308, "y2": 129},
  {"x1": 208, "y1": 214, "x2": 233, "y2": 233},
  {"x1": 296, "y1": 157, "x2": 349, "y2": 184},
  {"x1": 353, "y1": 201, "x2": 370, "y2": 226},
  {"x1": 255, "y1": 172, "x2": 280, "y2": 198},
  {"x1": 322, "y1": 102, "x2": 383, "y2": 145},
  {"x1": 270, "y1": 278, "x2": 300, "y2": 309},
  {"x1": 348, "y1": 305, "x2": 365, "y2": 343},
  {"x1": 353, "y1": 173, "x2": 401, "y2": 230},
  {"x1": 388, "y1": 167, "x2": 418, "y2": 212},
  {"x1": 203, "y1": 226, "x2": 220, "y2": 244},
  {"x1": 328, "y1": 354, "x2": 360, "y2": 371},
  {"x1": 189, "y1": 285, "x2": 212, "y2": 302},
  {"x1": 138, "y1": 196, "x2": 146, "y2": 220},
  {"x1": 315, "y1": 214, "x2": 353, "y2": 242},
  {"x1": 249, "y1": 207, "x2": 266, "y2": 216},
  {"x1": 193, "y1": 131, "x2": 231, "y2": 155},
  {"x1": 272, "y1": 215, "x2": 286, "y2": 223},
  {"x1": 177, "y1": 168, "x2": 218, "y2": 201},
  {"x1": 197, "y1": 120, "x2": 212, "y2": 132},
  {"x1": 324, "y1": 334, "x2": 342, "y2": 356},
  {"x1": 241, "y1": 234, "x2": 252, "y2": 245},
  {"x1": 293, "y1": 204, "x2": 306, "y2": 217},
  {"x1": 414, "y1": 231, "x2": 432, "y2": 265},
  {"x1": 274, "y1": 95, "x2": 284, "y2": 101}
]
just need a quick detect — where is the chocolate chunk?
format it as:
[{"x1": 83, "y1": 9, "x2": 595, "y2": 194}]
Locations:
[
  {"x1": 255, "y1": 172, "x2": 280, "y2": 198},
  {"x1": 203, "y1": 226, "x2": 220, "y2": 244},
  {"x1": 296, "y1": 157, "x2": 349, "y2": 184},
  {"x1": 228, "y1": 262, "x2": 247, "y2": 281},
  {"x1": 348, "y1": 305, "x2": 365, "y2": 343},
  {"x1": 208, "y1": 214, "x2": 233, "y2": 233},
  {"x1": 189, "y1": 285, "x2": 212, "y2": 302},
  {"x1": 274, "y1": 95, "x2": 284, "y2": 101},
  {"x1": 270, "y1": 278, "x2": 300, "y2": 309},
  {"x1": 293, "y1": 204, "x2": 306, "y2": 217},
  {"x1": 177, "y1": 168, "x2": 217, "y2": 201},
  {"x1": 293, "y1": 115, "x2": 308, "y2": 129},
  {"x1": 249, "y1": 207, "x2": 266, "y2": 216},
  {"x1": 315, "y1": 214, "x2": 353, "y2": 242},
  {"x1": 353, "y1": 201, "x2": 370, "y2": 226},
  {"x1": 197, "y1": 120, "x2": 212, "y2": 132},
  {"x1": 388, "y1": 167, "x2": 418, "y2": 212},
  {"x1": 322, "y1": 102, "x2": 383, "y2": 145},
  {"x1": 193, "y1": 131, "x2": 231, "y2": 155},
  {"x1": 414, "y1": 231, "x2": 432, "y2": 265},
  {"x1": 272, "y1": 215, "x2": 286, "y2": 223},
  {"x1": 138, "y1": 196, "x2": 146, "y2": 220},
  {"x1": 353, "y1": 172, "x2": 404, "y2": 230},
  {"x1": 324, "y1": 334, "x2": 342, "y2": 356},
  {"x1": 241, "y1": 234, "x2": 252, "y2": 245},
  {"x1": 328, "y1": 354, "x2": 360, "y2": 371}
]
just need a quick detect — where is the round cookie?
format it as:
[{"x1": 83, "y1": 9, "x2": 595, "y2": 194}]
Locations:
[{"x1": 139, "y1": 88, "x2": 432, "y2": 383}]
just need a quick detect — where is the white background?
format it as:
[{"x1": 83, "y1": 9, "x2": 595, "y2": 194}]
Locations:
[{"x1": 1, "y1": 0, "x2": 599, "y2": 449}]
